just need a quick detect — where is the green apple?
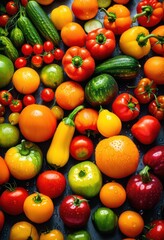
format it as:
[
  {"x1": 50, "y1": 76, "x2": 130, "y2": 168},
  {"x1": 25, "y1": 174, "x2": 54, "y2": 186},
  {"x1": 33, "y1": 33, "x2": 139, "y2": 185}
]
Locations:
[{"x1": 68, "y1": 161, "x2": 102, "y2": 199}]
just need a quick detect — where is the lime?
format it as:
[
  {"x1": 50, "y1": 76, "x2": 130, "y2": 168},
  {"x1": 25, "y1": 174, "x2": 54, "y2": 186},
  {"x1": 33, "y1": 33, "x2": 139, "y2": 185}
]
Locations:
[
  {"x1": 97, "y1": 0, "x2": 112, "y2": 8},
  {"x1": 0, "y1": 123, "x2": 20, "y2": 148},
  {"x1": 40, "y1": 64, "x2": 64, "y2": 89}
]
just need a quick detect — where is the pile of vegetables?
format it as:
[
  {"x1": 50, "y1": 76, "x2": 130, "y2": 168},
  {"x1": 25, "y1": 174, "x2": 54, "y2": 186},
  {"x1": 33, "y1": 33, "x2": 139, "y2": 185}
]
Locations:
[{"x1": 0, "y1": 0, "x2": 164, "y2": 239}]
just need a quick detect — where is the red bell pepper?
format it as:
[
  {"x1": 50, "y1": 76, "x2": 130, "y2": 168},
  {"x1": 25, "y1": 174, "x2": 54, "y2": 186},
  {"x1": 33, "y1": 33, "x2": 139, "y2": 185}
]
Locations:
[
  {"x1": 85, "y1": 28, "x2": 116, "y2": 60},
  {"x1": 131, "y1": 115, "x2": 161, "y2": 144},
  {"x1": 148, "y1": 95, "x2": 164, "y2": 121},
  {"x1": 133, "y1": 0, "x2": 163, "y2": 27},
  {"x1": 62, "y1": 46, "x2": 95, "y2": 82}
]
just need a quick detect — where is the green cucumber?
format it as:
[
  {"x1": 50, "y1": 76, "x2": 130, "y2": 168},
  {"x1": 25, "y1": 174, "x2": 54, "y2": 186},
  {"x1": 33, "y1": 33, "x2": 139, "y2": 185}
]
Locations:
[
  {"x1": 26, "y1": 1, "x2": 60, "y2": 46},
  {"x1": 85, "y1": 73, "x2": 118, "y2": 107},
  {"x1": 94, "y1": 55, "x2": 141, "y2": 80},
  {"x1": 10, "y1": 27, "x2": 25, "y2": 48},
  {"x1": 0, "y1": 36, "x2": 19, "y2": 62},
  {"x1": 84, "y1": 19, "x2": 102, "y2": 33}
]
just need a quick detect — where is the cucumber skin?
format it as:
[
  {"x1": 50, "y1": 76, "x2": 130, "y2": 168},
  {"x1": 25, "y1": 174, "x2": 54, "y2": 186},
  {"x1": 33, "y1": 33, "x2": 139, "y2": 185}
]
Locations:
[
  {"x1": 94, "y1": 55, "x2": 141, "y2": 80},
  {"x1": 85, "y1": 73, "x2": 118, "y2": 107},
  {"x1": 0, "y1": 36, "x2": 19, "y2": 62}
]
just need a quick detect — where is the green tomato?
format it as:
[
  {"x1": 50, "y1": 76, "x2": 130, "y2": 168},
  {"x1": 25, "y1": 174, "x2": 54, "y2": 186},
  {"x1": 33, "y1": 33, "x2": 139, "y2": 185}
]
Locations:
[
  {"x1": 0, "y1": 54, "x2": 14, "y2": 88},
  {"x1": 40, "y1": 63, "x2": 64, "y2": 88},
  {"x1": 92, "y1": 207, "x2": 118, "y2": 233},
  {"x1": 67, "y1": 230, "x2": 91, "y2": 240},
  {"x1": 0, "y1": 123, "x2": 20, "y2": 148},
  {"x1": 68, "y1": 161, "x2": 102, "y2": 199}
]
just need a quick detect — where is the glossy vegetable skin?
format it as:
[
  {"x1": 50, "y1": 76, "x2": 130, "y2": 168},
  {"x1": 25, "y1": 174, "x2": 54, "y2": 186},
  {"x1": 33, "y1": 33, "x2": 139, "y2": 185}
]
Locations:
[
  {"x1": 148, "y1": 95, "x2": 164, "y2": 121},
  {"x1": 62, "y1": 46, "x2": 95, "y2": 82},
  {"x1": 150, "y1": 25, "x2": 164, "y2": 56},
  {"x1": 131, "y1": 115, "x2": 161, "y2": 144},
  {"x1": 0, "y1": 156, "x2": 10, "y2": 185},
  {"x1": 67, "y1": 230, "x2": 91, "y2": 240},
  {"x1": 112, "y1": 93, "x2": 140, "y2": 121},
  {"x1": 143, "y1": 145, "x2": 164, "y2": 178},
  {"x1": 145, "y1": 220, "x2": 164, "y2": 239},
  {"x1": 85, "y1": 28, "x2": 116, "y2": 60},
  {"x1": 46, "y1": 105, "x2": 84, "y2": 168}
]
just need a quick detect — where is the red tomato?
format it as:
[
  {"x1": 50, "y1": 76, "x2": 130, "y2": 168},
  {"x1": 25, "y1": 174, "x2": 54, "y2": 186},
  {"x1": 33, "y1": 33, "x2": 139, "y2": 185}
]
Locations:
[
  {"x1": 36, "y1": 170, "x2": 66, "y2": 199},
  {"x1": 43, "y1": 41, "x2": 54, "y2": 52},
  {"x1": 59, "y1": 195, "x2": 91, "y2": 228},
  {"x1": 0, "y1": 186, "x2": 29, "y2": 215},
  {"x1": 21, "y1": 44, "x2": 33, "y2": 56},
  {"x1": 70, "y1": 135, "x2": 94, "y2": 161},
  {"x1": 0, "y1": 14, "x2": 10, "y2": 27},
  {"x1": 31, "y1": 55, "x2": 43, "y2": 68},
  {"x1": 53, "y1": 48, "x2": 64, "y2": 61},
  {"x1": 9, "y1": 99, "x2": 23, "y2": 113},
  {"x1": 41, "y1": 88, "x2": 55, "y2": 102},
  {"x1": 0, "y1": 211, "x2": 5, "y2": 232},
  {"x1": 43, "y1": 53, "x2": 55, "y2": 64},
  {"x1": 23, "y1": 94, "x2": 36, "y2": 106},
  {"x1": 33, "y1": 44, "x2": 44, "y2": 55},
  {"x1": 148, "y1": 95, "x2": 164, "y2": 121},
  {"x1": 0, "y1": 90, "x2": 13, "y2": 106},
  {"x1": 14, "y1": 57, "x2": 27, "y2": 69},
  {"x1": 21, "y1": 0, "x2": 28, "y2": 6},
  {"x1": 112, "y1": 93, "x2": 140, "y2": 122},
  {"x1": 146, "y1": 220, "x2": 164, "y2": 239},
  {"x1": 6, "y1": 1, "x2": 18, "y2": 15}
]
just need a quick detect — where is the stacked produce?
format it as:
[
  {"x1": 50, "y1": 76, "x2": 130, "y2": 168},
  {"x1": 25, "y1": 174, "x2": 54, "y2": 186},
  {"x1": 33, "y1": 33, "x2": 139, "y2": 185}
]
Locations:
[{"x1": 0, "y1": 0, "x2": 164, "y2": 239}]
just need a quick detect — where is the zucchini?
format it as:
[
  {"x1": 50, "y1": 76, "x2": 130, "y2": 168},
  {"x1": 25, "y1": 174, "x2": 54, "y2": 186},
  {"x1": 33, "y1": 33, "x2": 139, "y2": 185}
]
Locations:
[
  {"x1": 94, "y1": 55, "x2": 141, "y2": 80},
  {"x1": 10, "y1": 27, "x2": 25, "y2": 48},
  {"x1": 17, "y1": 15, "x2": 43, "y2": 46},
  {"x1": 0, "y1": 36, "x2": 19, "y2": 62},
  {"x1": 26, "y1": 1, "x2": 60, "y2": 46}
]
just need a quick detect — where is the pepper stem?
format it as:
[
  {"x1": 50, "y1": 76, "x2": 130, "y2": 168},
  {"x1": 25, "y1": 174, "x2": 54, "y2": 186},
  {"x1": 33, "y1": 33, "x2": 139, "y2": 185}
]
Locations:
[
  {"x1": 19, "y1": 139, "x2": 31, "y2": 156},
  {"x1": 139, "y1": 165, "x2": 151, "y2": 183},
  {"x1": 63, "y1": 105, "x2": 84, "y2": 126},
  {"x1": 100, "y1": 8, "x2": 116, "y2": 22},
  {"x1": 132, "y1": 5, "x2": 153, "y2": 23},
  {"x1": 137, "y1": 33, "x2": 164, "y2": 47}
]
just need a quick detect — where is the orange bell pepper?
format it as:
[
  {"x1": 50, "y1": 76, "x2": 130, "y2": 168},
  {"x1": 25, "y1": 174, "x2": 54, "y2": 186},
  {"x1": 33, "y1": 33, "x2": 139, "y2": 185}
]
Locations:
[{"x1": 101, "y1": 4, "x2": 132, "y2": 35}]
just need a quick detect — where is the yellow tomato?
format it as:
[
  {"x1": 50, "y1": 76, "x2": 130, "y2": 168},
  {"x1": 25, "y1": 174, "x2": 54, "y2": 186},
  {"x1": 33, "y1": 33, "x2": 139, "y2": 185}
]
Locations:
[
  {"x1": 39, "y1": 229, "x2": 64, "y2": 240},
  {"x1": 23, "y1": 193, "x2": 54, "y2": 224},
  {"x1": 50, "y1": 5, "x2": 73, "y2": 30},
  {"x1": 9, "y1": 221, "x2": 39, "y2": 240},
  {"x1": 97, "y1": 108, "x2": 122, "y2": 137}
]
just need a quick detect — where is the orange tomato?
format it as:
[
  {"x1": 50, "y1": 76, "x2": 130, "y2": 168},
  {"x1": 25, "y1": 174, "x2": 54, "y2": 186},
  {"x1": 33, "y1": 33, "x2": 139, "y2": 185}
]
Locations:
[
  {"x1": 61, "y1": 22, "x2": 86, "y2": 47},
  {"x1": 99, "y1": 182, "x2": 126, "y2": 208},
  {"x1": 12, "y1": 67, "x2": 40, "y2": 94},
  {"x1": 35, "y1": 0, "x2": 54, "y2": 5},
  {"x1": 39, "y1": 229, "x2": 64, "y2": 240},
  {"x1": 118, "y1": 210, "x2": 144, "y2": 238},
  {"x1": 144, "y1": 56, "x2": 164, "y2": 85},
  {"x1": 71, "y1": 0, "x2": 98, "y2": 20},
  {"x1": 19, "y1": 104, "x2": 57, "y2": 142},
  {"x1": 55, "y1": 81, "x2": 85, "y2": 110},
  {"x1": 113, "y1": 0, "x2": 130, "y2": 4},
  {"x1": 0, "y1": 156, "x2": 10, "y2": 185},
  {"x1": 150, "y1": 25, "x2": 164, "y2": 56}
]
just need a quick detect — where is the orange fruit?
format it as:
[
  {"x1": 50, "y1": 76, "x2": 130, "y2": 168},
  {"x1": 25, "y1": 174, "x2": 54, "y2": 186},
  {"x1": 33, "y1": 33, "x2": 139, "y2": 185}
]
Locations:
[
  {"x1": 12, "y1": 67, "x2": 40, "y2": 94},
  {"x1": 99, "y1": 182, "x2": 126, "y2": 208},
  {"x1": 95, "y1": 135, "x2": 139, "y2": 179},
  {"x1": 55, "y1": 81, "x2": 85, "y2": 110},
  {"x1": 35, "y1": 0, "x2": 54, "y2": 5},
  {"x1": 118, "y1": 210, "x2": 144, "y2": 238},
  {"x1": 61, "y1": 22, "x2": 86, "y2": 47},
  {"x1": 19, "y1": 104, "x2": 57, "y2": 142}
]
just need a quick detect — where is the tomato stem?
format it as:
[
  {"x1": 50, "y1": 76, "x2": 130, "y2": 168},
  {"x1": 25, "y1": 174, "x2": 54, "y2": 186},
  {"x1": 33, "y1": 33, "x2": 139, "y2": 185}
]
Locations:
[{"x1": 33, "y1": 193, "x2": 42, "y2": 203}]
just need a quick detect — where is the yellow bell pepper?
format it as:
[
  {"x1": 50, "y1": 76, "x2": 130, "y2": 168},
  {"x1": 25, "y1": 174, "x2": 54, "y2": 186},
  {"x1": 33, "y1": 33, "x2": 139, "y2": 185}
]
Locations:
[{"x1": 119, "y1": 26, "x2": 151, "y2": 59}]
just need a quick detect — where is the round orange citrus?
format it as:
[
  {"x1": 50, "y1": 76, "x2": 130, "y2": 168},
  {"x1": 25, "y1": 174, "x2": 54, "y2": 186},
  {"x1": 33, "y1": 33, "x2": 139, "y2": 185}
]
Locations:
[
  {"x1": 99, "y1": 181, "x2": 126, "y2": 208},
  {"x1": 55, "y1": 81, "x2": 85, "y2": 110},
  {"x1": 95, "y1": 135, "x2": 139, "y2": 179},
  {"x1": 12, "y1": 67, "x2": 40, "y2": 94}
]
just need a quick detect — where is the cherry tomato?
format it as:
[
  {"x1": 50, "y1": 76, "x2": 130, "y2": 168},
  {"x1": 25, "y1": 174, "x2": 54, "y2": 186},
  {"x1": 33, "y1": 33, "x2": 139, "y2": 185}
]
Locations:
[
  {"x1": 0, "y1": 186, "x2": 29, "y2": 215},
  {"x1": 9, "y1": 99, "x2": 23, "y2": 113},
  {"x1": 6, "y1": 1, "x2": 19, "y2": 15},
  {"x1": 0, "y1": 211, "x2": 5, "y2": 232},
  {"x1": 23, "y1": 94, "x2": 36, "y2": 106},
  {"x1": 70, "y1": 135, "x2": 94, "y2": 161},
  {"x1": 33, "y1": 44, "x2": 44, "y2": 55},
  {"x1": 146, "y1": 220, "x2": 164, "y2": 239},
  {"x1": 148, "y1": 95, "x2": 164, "y2": 121},
  {"x1": 43, "y1": 41, "x2": 54, "y2": 52},
  {"x1": 59, "y1": 194, "x2": 91, "y2": 228},
  {"x1": 40, "y1": 229, "x2": 64, "y2": 240},
  {"x1": 8, "y1": 112, "x2": 20, "y2": 125},
  {"x1": 0, "y1": 117, "x2": 4, "y2": 123},
  {"x1": 20, "y1": 0, "x2": 28, "y2": 6},
  {"x1": 31, "y1": 55, "x2": 43, "y2": 68},
  {"x1": 14, "y1": 57, "x2": 27, "y2": 69},
  {"x1": 0, "y1": 104, "x2": 5, "y2": 117},
  {"x1": 0, "y1": 90, "x2": 13, "y2": 106},
  {"x1": 0, "y1": 14, "x2": 10, "y2": 27},
  {"x1": 23, "y1": 192, "x2": 54, "y2": 223},
  {"x1": 41, "y1": 88, "x2": 55, "y2": 102},
  {"x1": 53, "y1": 48, "x2": 65, "y2": 61},
  {"x1": 51, "y1": 105, "x2": 64, "y2": 120},
  {"x1": 21, "y1": 44, "x2": 33, "y2": 56},
  {"x1": 43, "y1": 52, "x2": 55, "y2": 64},
  {"x1": 36, "y1": 170, "x2": 66, "y2": 199}
]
